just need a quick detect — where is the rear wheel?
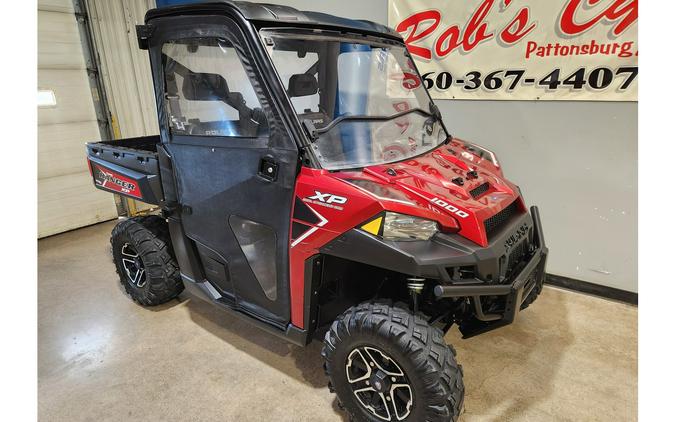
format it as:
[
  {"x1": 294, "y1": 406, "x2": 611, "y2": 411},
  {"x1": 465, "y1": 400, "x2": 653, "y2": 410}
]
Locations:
[
  {"x1": 110, "y1": 216, "x2": 183, "y2": 306},
  {"x1": 322, "y1": 302, "x2": 464, "y2": 422}
]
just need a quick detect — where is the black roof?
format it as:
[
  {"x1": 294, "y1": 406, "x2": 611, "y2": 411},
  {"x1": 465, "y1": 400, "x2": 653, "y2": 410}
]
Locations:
[{"x1": 145, "y1": 1, "x2": 402, "y2": 41}]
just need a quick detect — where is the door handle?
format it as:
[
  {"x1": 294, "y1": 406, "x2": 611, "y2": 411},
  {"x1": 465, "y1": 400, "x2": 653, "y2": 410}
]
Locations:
[{"x1": 258, "y1": 157, "x2": 278, "y2": 181}]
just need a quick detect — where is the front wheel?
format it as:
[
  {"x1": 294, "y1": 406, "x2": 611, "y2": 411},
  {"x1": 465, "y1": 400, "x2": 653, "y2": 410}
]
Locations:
[
  {"x1": 520, "y1": 278, "x2": 544, "y2": 310},
  {"x1": 322, "y1": 302, "x2": 464, "y2": 422}
]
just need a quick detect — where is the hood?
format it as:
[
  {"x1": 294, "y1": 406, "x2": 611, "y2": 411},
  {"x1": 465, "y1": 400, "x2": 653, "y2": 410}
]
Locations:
[{"x1": 333, "y1": 138, "x2": 524, "y2": 247}]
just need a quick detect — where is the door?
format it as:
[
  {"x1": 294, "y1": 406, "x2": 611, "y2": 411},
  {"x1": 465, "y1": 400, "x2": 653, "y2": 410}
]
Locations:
[{"x1": 150, "y1": 17, "x2": 298, "y2": 327}]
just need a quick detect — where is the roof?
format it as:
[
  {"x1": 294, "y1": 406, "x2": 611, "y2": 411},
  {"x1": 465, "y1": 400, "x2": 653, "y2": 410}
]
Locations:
[{"x1": 145, "y1": 1, "x2": 402, "y2": 41}]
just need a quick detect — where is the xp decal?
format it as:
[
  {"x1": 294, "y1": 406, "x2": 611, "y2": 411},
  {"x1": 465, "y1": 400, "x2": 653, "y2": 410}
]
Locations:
[{"x1": 305, "y1": 191, "x2": 348, "y2": 210}]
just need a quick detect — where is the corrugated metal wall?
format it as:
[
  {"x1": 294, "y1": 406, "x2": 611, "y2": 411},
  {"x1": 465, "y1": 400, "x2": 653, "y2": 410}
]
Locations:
[
  {"x1": 38, "y1": 0, "x2": 117, "y2": 238},
  {"x1": 86, "y1": 0, "x2": 157, "y2": 138}
]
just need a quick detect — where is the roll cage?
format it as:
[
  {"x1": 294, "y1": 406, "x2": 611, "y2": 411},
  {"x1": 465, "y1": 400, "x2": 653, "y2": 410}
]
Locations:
[{"x1": 139, "y1": 0, "x2": 447, "y2": 170}]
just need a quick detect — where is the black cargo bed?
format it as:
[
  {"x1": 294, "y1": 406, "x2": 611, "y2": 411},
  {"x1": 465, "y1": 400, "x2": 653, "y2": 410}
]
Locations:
[{"x1": 86, "y1": 135, "x2": 164, "y2": 205}]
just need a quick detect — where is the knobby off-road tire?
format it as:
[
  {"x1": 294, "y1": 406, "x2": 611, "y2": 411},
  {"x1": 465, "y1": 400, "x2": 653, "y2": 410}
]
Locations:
[
  {"x1": 520, "y1": 278, "x2": 543, "y2": 310},
  {"x1": 322, "y1": 302, "x2": 464, "y2": 422},
  {"x1": 110, "y1": 215, "x2": 183, "y2": 306}
]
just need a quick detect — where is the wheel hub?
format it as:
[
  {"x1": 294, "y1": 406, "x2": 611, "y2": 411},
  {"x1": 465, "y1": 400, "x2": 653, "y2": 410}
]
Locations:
[
  {"x1": 121, "y1": 243, "x2": 146, "y2": 288},
  {"x1": 345, "y1": 346, "x2": 413, "y2": 421},
  {"x1": 370, "y1": 370, "x2": 391, "y2": 393}
]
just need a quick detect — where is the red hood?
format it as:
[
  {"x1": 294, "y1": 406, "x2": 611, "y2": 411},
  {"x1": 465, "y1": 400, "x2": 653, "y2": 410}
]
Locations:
[
  {"x1": 333, "y1": 138, "x2": 524, "y2": 247},
  {"x1": 288, "y1": 138, "x2": 526, "y2": 327}
]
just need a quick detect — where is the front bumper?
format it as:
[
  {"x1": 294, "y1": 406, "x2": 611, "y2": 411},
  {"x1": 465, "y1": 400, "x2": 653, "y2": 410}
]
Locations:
[
  {"x1": 321, "y1": 205, "x2": 548, "y2": 337},
  {"x1": 435, "y1": 206, "x2": 548, "y2": 337}
]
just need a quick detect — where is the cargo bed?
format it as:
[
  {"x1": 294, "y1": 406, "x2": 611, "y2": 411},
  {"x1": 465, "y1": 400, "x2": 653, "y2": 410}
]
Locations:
[{"x1": 86, "y1": 135, "x2": 164, "y2": 205}]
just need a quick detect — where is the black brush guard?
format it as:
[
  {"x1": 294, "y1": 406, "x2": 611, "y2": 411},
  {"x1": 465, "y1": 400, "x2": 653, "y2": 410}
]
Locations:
[{"x1": 434, "y1": 206, "x2": 548, "y2": 338}]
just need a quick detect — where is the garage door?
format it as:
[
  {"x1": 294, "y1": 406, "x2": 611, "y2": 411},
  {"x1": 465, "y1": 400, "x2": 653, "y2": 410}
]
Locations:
[{"x1": 38, "y1": 0, "x2": 117, "y2": 238}]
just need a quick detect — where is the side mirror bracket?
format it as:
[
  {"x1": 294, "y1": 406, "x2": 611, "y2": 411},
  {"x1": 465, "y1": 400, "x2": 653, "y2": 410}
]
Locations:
[
  {"x1": 302, "y1": 119, "x2": 318, "y2": 140},
  {"x1": 136, "y1": 25, "x2": 154, "y2": 50}
]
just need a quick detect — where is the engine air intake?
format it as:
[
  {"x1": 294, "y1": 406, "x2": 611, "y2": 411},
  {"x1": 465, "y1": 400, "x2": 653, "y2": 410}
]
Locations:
[
  {"x1": 484, "y1": 200, "x2": 519, "y2": 239},
  {"x1": 470, "y1": 182, "x2": 490, "y2": 199}
]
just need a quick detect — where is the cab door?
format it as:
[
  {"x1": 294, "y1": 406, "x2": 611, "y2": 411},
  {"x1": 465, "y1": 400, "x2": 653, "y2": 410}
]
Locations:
[{"x1": 148, "y1": 16, "x2": 298, "y2": 327}]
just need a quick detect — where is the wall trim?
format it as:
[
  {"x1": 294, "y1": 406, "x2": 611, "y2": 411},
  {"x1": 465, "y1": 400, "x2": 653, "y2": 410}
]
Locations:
[{"x1": 545, "y1": 273, "x2": 637, "y2": 305}]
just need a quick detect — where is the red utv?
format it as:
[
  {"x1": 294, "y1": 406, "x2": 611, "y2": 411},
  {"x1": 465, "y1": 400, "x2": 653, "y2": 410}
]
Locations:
[{"x1": 86, "y1": 2, "x2": 548, "y2": 421}]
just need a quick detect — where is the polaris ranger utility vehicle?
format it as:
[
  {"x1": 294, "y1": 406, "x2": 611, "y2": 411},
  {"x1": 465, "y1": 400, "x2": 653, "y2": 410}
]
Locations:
[{"x1": 86, "y1": 2, "x2": 548, "y2": 420}]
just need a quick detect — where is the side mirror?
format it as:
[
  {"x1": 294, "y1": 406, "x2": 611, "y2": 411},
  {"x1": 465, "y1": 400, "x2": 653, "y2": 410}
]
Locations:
[
  {"x1": 182, "y1": 72, "x2": 229, "y2": 101},
  {"x1": 288, "y1": 74, "x2": 318, "y2": 98}
]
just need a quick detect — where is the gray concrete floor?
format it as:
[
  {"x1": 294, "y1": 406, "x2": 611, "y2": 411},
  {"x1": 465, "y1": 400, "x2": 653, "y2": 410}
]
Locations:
[{"x1": 38, "y1": 221, "x2": 637, "y2": 421}]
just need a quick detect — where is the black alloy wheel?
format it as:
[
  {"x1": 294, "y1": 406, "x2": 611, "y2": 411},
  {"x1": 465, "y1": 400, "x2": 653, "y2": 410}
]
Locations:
[
  {"x1": 120, "y1": 242, "x2": 146, "y2": 288},
  {"x1": 110, "y1": 216, "x2": 184, "y2": 306},
  {"x1": 323, "y1": 302, "x2": 464, "y2": 422},
  {"x1": 345, "y1": 345, "x2": 414, "y2": 420}
]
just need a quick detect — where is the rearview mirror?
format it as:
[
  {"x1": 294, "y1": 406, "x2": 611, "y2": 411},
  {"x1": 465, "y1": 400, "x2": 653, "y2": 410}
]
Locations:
[
  {"x1": 181, "y1": 72, "x2": 229, "y2": 102},
  {"x1": 288, "y1": 74, "x2": 318, "y2": 98}
]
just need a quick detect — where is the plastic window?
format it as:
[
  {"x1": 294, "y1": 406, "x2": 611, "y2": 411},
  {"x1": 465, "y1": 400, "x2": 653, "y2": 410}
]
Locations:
[
  {"x1": 162, "y1": 38, "x2": 269, "y2": 138},
  {"x1": 229, "y1": 216, "x2": 278, "y2": 301}
]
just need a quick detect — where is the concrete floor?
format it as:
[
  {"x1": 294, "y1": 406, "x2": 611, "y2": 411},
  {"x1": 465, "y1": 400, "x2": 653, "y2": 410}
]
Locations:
[{"x1": 38, "y1": 221, "x2": 637, "y2": 421}]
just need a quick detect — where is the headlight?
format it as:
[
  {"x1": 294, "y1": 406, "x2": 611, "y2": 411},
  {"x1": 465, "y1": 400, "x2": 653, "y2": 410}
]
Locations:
[{"x1": 376, "y1": 212, "x2": 438, "y2": 241}]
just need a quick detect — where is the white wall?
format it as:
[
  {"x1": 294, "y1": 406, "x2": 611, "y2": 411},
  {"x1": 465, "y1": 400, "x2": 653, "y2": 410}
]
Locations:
[
  {"x1": 439, "y1": 100, "x2": 637, "y2": 292},
  {"x1": 255, "y1": 0, "x2": 638, "y2": 292}
]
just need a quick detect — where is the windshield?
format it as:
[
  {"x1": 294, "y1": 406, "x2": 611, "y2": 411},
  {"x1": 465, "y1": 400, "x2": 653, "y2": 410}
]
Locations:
[{"x1": 261, "y1": 30, "x2": 449, "y2": 170}]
